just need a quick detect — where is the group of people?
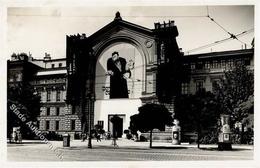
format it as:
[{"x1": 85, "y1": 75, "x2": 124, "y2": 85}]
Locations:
[{"x1": 81, "y1": 131, "x2": 112, "y2": 142}]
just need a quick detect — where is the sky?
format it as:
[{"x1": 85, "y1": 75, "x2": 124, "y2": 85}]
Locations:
[{"x1": 7, "y1": 6, "x2": 254, "y2": 59}]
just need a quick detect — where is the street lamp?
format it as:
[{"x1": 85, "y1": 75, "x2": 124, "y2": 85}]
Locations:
[{"x1": 87, "y1": 94, "x2": 95, "y2": 149}]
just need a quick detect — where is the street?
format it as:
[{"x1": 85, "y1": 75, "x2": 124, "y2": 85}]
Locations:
[{"x1": 7, "y1": 139, "x2": 253, "y2": 161}]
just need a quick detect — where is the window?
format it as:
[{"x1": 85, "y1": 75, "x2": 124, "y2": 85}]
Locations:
[
  {"x1": 191, "y1": 63, "x2": 195, "y2": 70},
  {"x1": 56, "y1": 107, "x2": 60, "y2": 116},
  {"x1": 71, "y1": 120, "x2": 76, "y2": 130},
  {"x1": 245, "y1": 59, "x2": 251, "y2": 66},
  {"x1": 72, "y1": 105, "x2": 76, "y2": 114},
  {"x1": 217, "y1": 60, "x2": 221, "y2": 68},
  {"x1": 181, "y1": 83, "x2": 189, "y2": 95},
  {"x1": 47, "y1": 90, "x2": 51, "y2": 102},
  {"x1": 46, "y1": 107, "x2": 50, "y2": 116},
  {"x1": 56, "y1": 121, "x2": 59, "y2": 130},
  {"x1": 213, "y1": 61, "x2": 218, "y2": 68},
  {"x1": 210, "y1": 61, "x2": 214, "y2": 69},
  {"x1": 51, "y1": 64, "x2": 55, "y2": 68},
  {"x1": 160, "y1": 43, "x2": 165, "y2": 63},
  {"x1": 212, "y1": 80, "x2": 220, "y2": 93},
  {"x1": 56, "y1": 90, "x2": 61, "y2": 102},
  {"x1": 196, "y1": 62, "x2": 204, "y2": 70},
  {"x1": 227, "y1": 59, "x2": 234, "y2": 68},
  {"x1": 196, "y1": 81, "x2": 204, "y2": 92},
  {"x1": 205, "y1": 61, "x2": 210, "y2": 69},
  {"x1": 97, "y1": 120, "x2": 104, "y2": 129},
  {"x1": 46, "y1": 121, "x2": 50, "y2": 130},
  {"x1": 9, "y1": 76, "x2": 14, "y2": 82},
  {"x1": 16, "y1": 73, "x2": 22, "y2": 81},
  {"x1": 59, "y1": 63, "x2": 62, "y2": 67}
]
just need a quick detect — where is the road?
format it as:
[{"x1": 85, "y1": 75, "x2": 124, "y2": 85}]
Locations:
[{"x1": 7, "y1": 139, "x2": 253, "y2": 161}]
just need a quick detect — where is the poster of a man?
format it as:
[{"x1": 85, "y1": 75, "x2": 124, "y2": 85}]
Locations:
[{"x1": 107, "y1": 51, "x2": 131, "y2": 98}]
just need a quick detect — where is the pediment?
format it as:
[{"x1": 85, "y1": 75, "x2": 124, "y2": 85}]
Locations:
[{"x1": 88, "y1": 18, "x2": 154, "y2": 45}]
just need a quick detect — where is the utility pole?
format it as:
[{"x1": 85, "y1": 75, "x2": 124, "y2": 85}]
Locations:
[{"x1": 87, "y1": 98, "x2": 93, "y2": 148}]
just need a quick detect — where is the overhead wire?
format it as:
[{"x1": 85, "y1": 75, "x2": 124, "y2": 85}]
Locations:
[
  {"x1": 9, "y1": 14, "x2": 207, "y2": 18},
  {"x1": 15, "y1": 7, "x2": 253, "y2": 56},
  {"x1": 185, "y1": 28, "x2": 254, "y2": 54},
  {"x1": 184, "y1": 6, "x2": 253, "y2": 54}
]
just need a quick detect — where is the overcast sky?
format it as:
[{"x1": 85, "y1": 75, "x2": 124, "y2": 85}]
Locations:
[{"x1": 7, "y1": 6, "x2": 254, "y2": 59}]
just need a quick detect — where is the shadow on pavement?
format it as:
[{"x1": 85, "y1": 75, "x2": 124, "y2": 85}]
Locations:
[
  {"x1": 60, "y1": 145, "x2": 190, "y2": 151},
  {"x1": 61, "y1": 145, "x2": 152, "y2": 151},
  {"x1": 7, "y1": 141, "x2": 46, "y2": 145},
  {"x1": 199, "y1": 147, "x2": 251, "y2": 151},
  {"x1": 151, "y1": 146, "x2": 188, "y2": 149}
]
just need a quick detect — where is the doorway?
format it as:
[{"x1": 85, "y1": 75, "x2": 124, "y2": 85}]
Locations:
[{"x1": 108, "y1": 114, "x2": 125, "y2": 138}]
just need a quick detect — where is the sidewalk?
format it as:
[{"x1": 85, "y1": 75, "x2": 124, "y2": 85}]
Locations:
[
  {"x1": 8, "y1": 138, "x2": 254, "y2": 150},
  {"x1": 78, "y1": 139, "x2": 254, "y2": 150}
]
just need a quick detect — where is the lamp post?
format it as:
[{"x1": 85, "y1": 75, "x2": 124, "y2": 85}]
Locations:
[
  {"x1": 87, "y1": 94, "x2": 94, "y2": 149},
  {"x1": 88, "y1": 107, "x2": 92, "y2": 149}
]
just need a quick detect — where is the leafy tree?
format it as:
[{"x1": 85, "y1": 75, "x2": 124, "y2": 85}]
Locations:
[
  {"x1": 213, "y1": 61, "x2": 254, "y2": 143},
  {"x1": 7, "y1": 82, "x2": 41, "y2": 139},
  {"x1": 129, "y1": 103, "x2": 173, "y2": 148},
  {"x1": 174, "y1": 90, "x2": 219, "y2": 148}
]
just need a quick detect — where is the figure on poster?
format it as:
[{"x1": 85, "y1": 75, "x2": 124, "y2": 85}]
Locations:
[{"x1": 107, "y1": 51, "x2": 131, "y2": 98}]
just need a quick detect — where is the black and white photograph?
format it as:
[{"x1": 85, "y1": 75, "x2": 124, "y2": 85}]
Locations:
[{"x1": 1, "y1": 1, "x2": 258, "y2": 167}]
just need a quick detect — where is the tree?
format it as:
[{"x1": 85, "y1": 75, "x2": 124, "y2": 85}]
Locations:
[
  {"x1": 213, "y1": 61, "x2": 254, "y2": 143},
  {"x1": 7, "y1": 82, "x2": 41, "y2": 139},
  {"x1": 174, "y1": 90, "x2": 219, "y2": 148},
  {"x1": 129, "y1": 103, "x2": 173, "y2": 148}
]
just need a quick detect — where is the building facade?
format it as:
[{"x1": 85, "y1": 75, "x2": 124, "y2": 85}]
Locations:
[
  {"x1": 182, "y1": 49, "x2": 254, "y2": 95},
  {"x1": 7, "y1": 13, "x2": 254, "y2": 140},
  {"x1": 8, "y1": 53, "x2": 82, "y2": 139}
]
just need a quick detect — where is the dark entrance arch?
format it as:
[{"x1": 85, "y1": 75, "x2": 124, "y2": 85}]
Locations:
[{"x1": 109, "y1": 115, "x2": 124, "y2": 138}]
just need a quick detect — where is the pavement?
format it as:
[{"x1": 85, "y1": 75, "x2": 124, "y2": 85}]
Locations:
[{"x1": 7, "y1": 138, "x2": 254, "y2": 161}]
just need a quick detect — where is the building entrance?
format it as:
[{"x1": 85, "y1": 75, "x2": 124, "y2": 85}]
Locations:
[
  {"x1": 108, "y1": 114, "x2": 125, "y2": 138},
  {"x1": 94, "y1": 43, "x2": 144, "y2": 133}
]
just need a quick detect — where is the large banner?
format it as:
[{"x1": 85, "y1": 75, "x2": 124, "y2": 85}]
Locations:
[{"x1": 95, "y1": 44, "x2": 144, "y2": 100}]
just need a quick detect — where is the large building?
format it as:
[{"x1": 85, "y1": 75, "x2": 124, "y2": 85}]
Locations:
[
  {"x1": 8, "y1": 53, "x2": 81, "y2": 139},
  {"x1": 182, "y1": 49, "x2": 254, "y2": 95},
  {"x1": 7, "y1": 13, "x2": 254, "y2": 140}
]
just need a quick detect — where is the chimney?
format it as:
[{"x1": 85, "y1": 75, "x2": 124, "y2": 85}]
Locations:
[
  {"x1": 80, "y1": 33, "x2": 87, "y2": 39},
  {"x1": 28, "y1": 51, "x2": 33, "y2": 61},
  {"x1": 11, "y1": 53, "x2": 17, "y2": 61},
  {"x1": 44, "y1": 53, "x2": 51, "y2": 61}
]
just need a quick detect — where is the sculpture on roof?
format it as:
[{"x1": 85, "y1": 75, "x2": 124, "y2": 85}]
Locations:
[{"x1": 114, "y1": 11, "x2": 122, "y2": 20}]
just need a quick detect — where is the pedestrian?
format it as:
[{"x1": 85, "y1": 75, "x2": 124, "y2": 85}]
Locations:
[
  {"x1": 82, "y1": 133, "x2": 87, "y2": 142},
  {"x1": 137, "y1": 130, "x2": 142, "y2": 141},
  {"x1": 17, "y1": 132, "x2": 22, "y2": 143},
  {"x1": 96, "y1": 133, "x2": 101, "y2": 142},
  {"x1": 105, "y1": 131, "x2": 111, "y2": 140},
  {"x1": 14, "y1": 131, "x2": 18, "y2": 143}
]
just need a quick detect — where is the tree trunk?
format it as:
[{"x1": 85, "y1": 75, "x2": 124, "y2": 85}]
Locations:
[
  {"x1": 88, "y1": 134, "x2": 92, "y2": 148},
  {"x1": 197, "y1": 122, "x2": 201, "y2": 149},
  {"x1": 240, "y1": 123, "x2": 244, "y2": 144},
  {"x1": 150, "y1": 129, "x2": 153, "y2": 148}
]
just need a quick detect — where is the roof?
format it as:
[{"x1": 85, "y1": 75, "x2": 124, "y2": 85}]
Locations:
[
  {"x1": 88, "y1": 17, "x2": 154, "y2": 42},
  {"x1": 36, "y1": 69, "x2": 67, "y2": 76},
  {"x1": 32, "y1": 58, "x2": 66, "y2": 62},
  {"x1": 184, "y1": 49, "x2": 254, "y2": 61}
]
